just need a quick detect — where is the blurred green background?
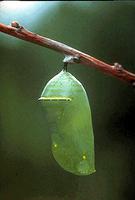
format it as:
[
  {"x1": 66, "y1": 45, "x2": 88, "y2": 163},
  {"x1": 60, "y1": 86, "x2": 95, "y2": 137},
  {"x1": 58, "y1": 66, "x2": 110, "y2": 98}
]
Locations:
[{"x1": 0, "y1": 1, "x2": 135, "y2": 200}]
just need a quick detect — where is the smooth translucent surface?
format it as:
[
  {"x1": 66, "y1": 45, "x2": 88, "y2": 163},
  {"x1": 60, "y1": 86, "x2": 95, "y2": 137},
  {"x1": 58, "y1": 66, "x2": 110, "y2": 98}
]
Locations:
[{"x1": 40, "y1": 70, "x2": 95, "y2": 175}]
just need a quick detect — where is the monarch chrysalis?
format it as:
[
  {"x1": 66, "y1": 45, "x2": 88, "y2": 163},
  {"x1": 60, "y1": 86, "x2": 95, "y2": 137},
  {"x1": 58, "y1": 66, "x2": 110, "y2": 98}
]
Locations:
[{"x1": 39, "y1": 70, "x2": 95, "y2": 175}]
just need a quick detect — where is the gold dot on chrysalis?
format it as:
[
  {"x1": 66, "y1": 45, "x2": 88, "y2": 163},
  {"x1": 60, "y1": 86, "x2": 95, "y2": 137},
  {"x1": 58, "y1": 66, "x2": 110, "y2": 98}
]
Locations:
[
  {"x1": 54, "y1": 143, "x2": 58, "y2": 148},
  {"x1": 82, "y1": 155, "x2": 86, "y2": 160}
]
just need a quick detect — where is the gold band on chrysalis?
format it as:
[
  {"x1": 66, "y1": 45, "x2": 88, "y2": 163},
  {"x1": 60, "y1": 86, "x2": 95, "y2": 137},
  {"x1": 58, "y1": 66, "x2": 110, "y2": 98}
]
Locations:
[{"x1": 38, "y1": 97, "x2": 72, "y2": 101}]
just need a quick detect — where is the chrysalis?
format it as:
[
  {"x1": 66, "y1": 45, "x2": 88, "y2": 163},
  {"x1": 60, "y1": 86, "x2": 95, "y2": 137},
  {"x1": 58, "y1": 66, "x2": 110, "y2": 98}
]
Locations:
[{"x1": 39, "y1": 69, "x2": 95, "y2": 175}]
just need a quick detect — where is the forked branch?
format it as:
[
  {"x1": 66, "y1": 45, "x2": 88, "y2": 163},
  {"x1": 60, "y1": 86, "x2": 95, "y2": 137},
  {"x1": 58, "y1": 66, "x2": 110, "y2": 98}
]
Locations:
[{"x1": 0, "y1": 21, "x2": 135, "y2": 85}]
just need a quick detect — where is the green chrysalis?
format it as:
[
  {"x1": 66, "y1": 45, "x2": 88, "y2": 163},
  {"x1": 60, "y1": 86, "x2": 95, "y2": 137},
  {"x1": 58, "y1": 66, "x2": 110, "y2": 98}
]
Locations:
[{"x1": 39, "y1": 70, "x2": 95, "y2": 175}]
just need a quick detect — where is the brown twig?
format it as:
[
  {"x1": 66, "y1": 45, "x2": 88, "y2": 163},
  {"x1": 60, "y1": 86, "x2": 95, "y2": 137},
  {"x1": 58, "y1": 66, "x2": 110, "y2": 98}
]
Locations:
[{"x1": 0, "y1": 21, "x2": 135, "y2": 85}]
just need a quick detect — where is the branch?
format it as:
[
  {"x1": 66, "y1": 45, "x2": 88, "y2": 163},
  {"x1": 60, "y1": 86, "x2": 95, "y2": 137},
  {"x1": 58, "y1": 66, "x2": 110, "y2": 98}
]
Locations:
[{"x1": 0, "y1": 21, "x2": 135, "y2": 85}]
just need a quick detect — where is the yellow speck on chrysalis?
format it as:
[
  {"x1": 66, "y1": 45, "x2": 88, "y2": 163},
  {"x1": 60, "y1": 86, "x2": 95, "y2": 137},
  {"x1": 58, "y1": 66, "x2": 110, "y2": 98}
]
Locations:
[
  {"x1": 82, "y1": 155, "x2": 86, "y2": 160},
  {"x1": 54, "y1": 144, "x2": 58, "y2": 148}
]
